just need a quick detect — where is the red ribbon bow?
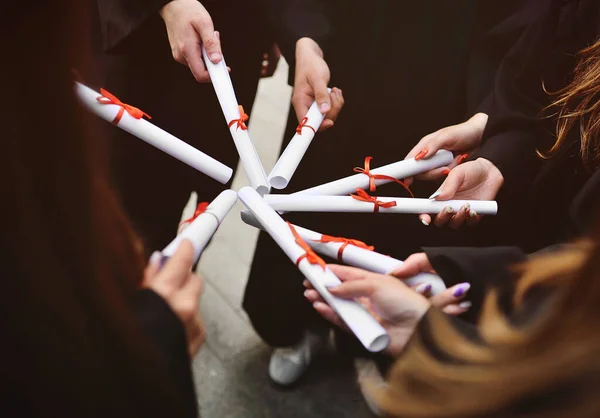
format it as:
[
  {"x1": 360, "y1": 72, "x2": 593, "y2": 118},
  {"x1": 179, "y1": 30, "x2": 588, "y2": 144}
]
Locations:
[
  {"x1": 228, "y1": 105, "x2": 249, "y2": 131},
  {"x1": 296, "y1": 117, "x2": 316, "y2": 135},
  {"x1": 287, "y1": 222, "x2": 326, "y2": 270},
  {"x1": 350, "y1": 188, "x2": 397, "y2": 213},
  {"x1": 317, "y1": 235, "x2": 375, "y2": 261},
  {"x1": 179, "y1": 202, "x2": 209, "y2": 227},
  {"x1": 353, "y1": 156, "x2": 414, "y2": 197},
  {"x1": 96, "y1": 88, "x2": 151, "y2": 125}
]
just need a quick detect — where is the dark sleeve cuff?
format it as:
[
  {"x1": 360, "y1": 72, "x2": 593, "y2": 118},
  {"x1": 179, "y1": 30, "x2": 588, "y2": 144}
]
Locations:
[
  {"x1": 97, "y1": 0, "x2": 171, "y2": 52},
  {"x1": 133, "y1": 289, "x2": 198, "y2": 416},
  {"x1": 423, "y1": 246, "x2": 526, "y2": 322}
]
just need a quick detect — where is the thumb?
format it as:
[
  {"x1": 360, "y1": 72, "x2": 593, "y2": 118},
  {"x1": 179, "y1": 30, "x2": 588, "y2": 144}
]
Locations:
[
  {"x1": 309, "y1": 75, "x2": 331, "y2": 114},
  {"x1": 193, "y1": 16, "x2": 221, "y2": 63},
  {"x1": 431, "y1": 169, "x2": 465, "y2": 200},
  {"x1": 328, "y1": 280, "x2": 375, "y2": 299}
]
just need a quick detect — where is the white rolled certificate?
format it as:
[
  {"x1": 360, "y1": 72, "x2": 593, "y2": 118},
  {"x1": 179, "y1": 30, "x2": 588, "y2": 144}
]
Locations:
[
  {"x1": 263, "y1": 193, "x2": 498, "y2": 215},
  {"x1": 238, "y1": 187, "x2": 390, "y2": 352},
  {"x1": 202, "y1": 48, "x2": 269, "y2": 195},
  {"x1": 294, "y1": 150, "x2": 454, "y2": 196},
  {"x1": 163, "y1": 190, "x2": 238, "y2": 262},
  {"x1": 268, "y1": 93, "x2": 330, "y2": 189},
  {"x1": 75, "y1": 82, "x2": 233, "y2": 184},
  {"x1": 240, "y1": 211, "x2": 446, "y2": 295}
]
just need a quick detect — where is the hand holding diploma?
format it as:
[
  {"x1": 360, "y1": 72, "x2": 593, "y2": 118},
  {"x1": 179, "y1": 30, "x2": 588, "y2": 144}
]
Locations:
[
  {"x1": 75, "y1": 82, "x2": 233, "y2": 184},
  {"x1": 202, "y1": 47, "x2": 269, "y2": 194},
  {"x1": 238, "y1": 187, "x2": 390, "y2": 352}
]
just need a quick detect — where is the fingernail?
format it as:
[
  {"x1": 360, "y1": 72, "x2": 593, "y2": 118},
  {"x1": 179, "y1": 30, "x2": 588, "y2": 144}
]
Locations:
[
  {"x1": 444, "y1": 206, "x2": 454, "y2": 214},
  {"x1": 149, "y1": 251, "x2": 162, "y2": 266},
  {"x1": 210, "y1": 52, "x2": 221, "y2": 61},
  {"x1": 420, "y1": 218, "x2": 430, "y2": 226},
  {"x1": 462, "y1": 203, "x2": 471, "y2": 214},
  {"x1": 458, "y1": 154, "x2": 469, "y2": 164},
  {"x1": 415, "y1": 283, "x2": 432, "y2": 294},
  {"x1": 429, "y1": 190, "x2": 442, "y2": 200},
  {"x1": 453, "y1": 283, "x2": 471, "y2": 298},
  {"x1": 415, "y1": 149, "x2": 428, "y2": 161},
  {"x1": 214, "y1": 31, "x2": 220, "y2": 40},
  {"x1": 469, "y1": 210, "x2": 477, "y2": 218},
  {"x1": 304, "y1": 290, "x2": 310, "y2": 298},
  {"x1": 459, "y1": 301, "x2": 472, "y2": 309},
  {"x1": 319, "y1": 103, "x2": 330, "y2": 113},
  {"x1": 442, "y1": 169, "x2": 451, "y2": 176}
]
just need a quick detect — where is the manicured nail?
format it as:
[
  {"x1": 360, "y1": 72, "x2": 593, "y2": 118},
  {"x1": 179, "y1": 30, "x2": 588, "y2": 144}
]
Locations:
[
  {"x1": 469, "y1": 210, "x2": 477, "y2": 218},
  {"x1": 415, "y1": 149, "x2": 428, "y2": 161},
  {"x1": 444, "y1": 206, "x2": 454, "y2": 214},
  {"x1": 453, "y1": 283, "x2": 471, "y2": 298},
  {"x1": 457, "y1": 154, "x2": 469, "y2": 164},
  {"x1": 420, "y1": 218, "x2": 430, "y2": 226},
  {"x1": 462, "y1": 203, "x2": 471, "y2": 214},
  {"x1": 459, "y1": 301, "x2": 472, "y2": 309},
  {"x1": 442, "y1": 169, "x2": 451, "y2": 176},
  {"x1": 319, "y1": 103, "x2": 331, "y2": 113},
  {"x1": 415, "y1": 283, "x2": 432, "y2": 294},
  {"x1": 429, "y1": 190, "x2": 442, "y2": 200}
]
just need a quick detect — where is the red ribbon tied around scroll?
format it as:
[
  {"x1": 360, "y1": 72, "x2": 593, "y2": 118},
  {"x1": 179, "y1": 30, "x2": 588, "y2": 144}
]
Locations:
[
  {"x1": 228, "y1": 105, "x2": 249, "y2": 131},
  {"x1": 316, "y1": 235, "x2": 375, "y2": 262},
  {"x1": 353, "y1": 156, "x2": 414, "y2": 197},
  {"x1": 179, "y1": 202, "x2": 209, "y2": 227},
  {"x1": 96, "y1": 88, "x2": 151, "y2": 125},
  {"x1": 296, "y1": 117, "x2": 316, "y2": 135},
  {"x1": 287, "y1": 222, "x2": 326, "y2": 270},
  {"x1": 350, "y1": 188, "x2": 397, "y2": 213}
]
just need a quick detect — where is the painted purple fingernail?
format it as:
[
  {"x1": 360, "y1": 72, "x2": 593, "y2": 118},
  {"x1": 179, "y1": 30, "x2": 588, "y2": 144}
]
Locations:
[{"x1": 453, "y1": 283, "x2": 471, "y2": 298}]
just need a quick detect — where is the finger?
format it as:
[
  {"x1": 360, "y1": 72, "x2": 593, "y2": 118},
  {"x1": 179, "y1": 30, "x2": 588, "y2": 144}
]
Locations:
[
  {"x1": 415, "y1": 166, "x2": 451, "y2": 181},
  {"x1": 419, "y1": 214, "x2": 432, "y2": 226},
  {"x1": 302, "y1": 279, "x2": 313, "y2": 289},
  {"x1": 433, "y1": 206, "x2": 455, "y2": 227},
  {"x1": 414, "y1": 282, "x2": 432, "y2": 297},
  {"x1": 191, "y1": 16, "x2": 221, "y2": 63},
  {"x1": 328, "y1": 264, "x2": 383, "y2": 283},
  {"x1": 182, "y1": 41, "x2": 210, "y2": 82},
  {"x1": 448, "y1": 203, "x2": 471, "y2": 230},
  {"x1": 429, "y1": 169, "x2": 465, "y2": 201},
  {"x1": 303, "y1": 289, "x2": 323, "y2": 304},
  {"x1": 173, "y1": 273, "x2": 203, "y2": 310},
  {"x1": 327, "y1": 280, "x2": 377, "y2": 299},
  {"x1": 466, "y1": 211, "x2": 481, "y2": 227},
  {"x1": 313, "y1": 302, "x2": 347, "y2": 330},
  {"x1": 308, "y1": 74, "x2": 331, "y2": 114},
  {"x1": 320, "y1": 119, "x2": 335, "y2": 131},
  {"x1": 442, "y1": 301, "x2": 472, "y2": 316},
  {"x1": 405, "y1": 132, "x2": 436, "y2": 160},
  {"x1": 143, "y1": 251, "x2": 162, "y2": 285},
  {"x1": 292, "y1": 91, "x2": 313, "y2": 123},
  {"x1": 404, "y1": 176, "x2": 414, "y2": 186},
  {"x1": 430, "y1": 283, "x2": 470, "y2": 308},
  {"x1": 391, "y1": 253, "x2": 433, "y2": 278},
  {"x1": 158, "y1": 240, "x2": 196, "y2": 289},
  {"x1": 325, "y1": 87, "x2": 344, "y2": 123}
]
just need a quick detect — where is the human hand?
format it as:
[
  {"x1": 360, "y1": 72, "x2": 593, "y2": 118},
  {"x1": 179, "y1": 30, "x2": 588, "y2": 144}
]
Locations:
[
  {"x1": 420, "y1": 158, "x2": 503, "y2": 228},
  {"x1": 303, "y1": 265, "x2": 430, "y2": 357},
  {"x1": 392, "y1": 253, "x2": 472, "y2": 316},
  {"x1": 145, "y1": 241, "x2": 205, "y2": 356},
  {"x1": 160, "y1": 0, "x2": 221, "y2": 82},
  {"x1": 405, "y1": 113, "x2": 488, "y2": 185},
  {"x1": 293, "y1": 37, "x2": 344, "y2": 131}
]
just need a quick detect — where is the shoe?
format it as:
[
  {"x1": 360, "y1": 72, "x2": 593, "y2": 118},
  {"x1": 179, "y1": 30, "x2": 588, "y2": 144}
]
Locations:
[
  {"x1": 354, "y1": 358, "x2": 387, "y2": 416},
  {"x1": 268, "y1": 330, "x2": 326, "y2": 386}
]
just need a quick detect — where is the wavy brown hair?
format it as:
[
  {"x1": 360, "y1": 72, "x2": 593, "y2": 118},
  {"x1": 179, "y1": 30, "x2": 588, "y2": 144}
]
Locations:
[{"x1": 541, "y1": 39, "x2": 600, "y2": 169}]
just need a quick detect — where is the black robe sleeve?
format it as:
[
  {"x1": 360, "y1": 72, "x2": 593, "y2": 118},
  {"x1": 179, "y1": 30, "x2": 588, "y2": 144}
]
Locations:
[
  {"x1": 422, "y1": 246, "x2": 527, "y2": 322},
  {"x1": 133, "y1": 289, "x2": 198, "y2": 418},
  {"x1": 96, "y1": 0, "x2": 171, "y2": 52}
]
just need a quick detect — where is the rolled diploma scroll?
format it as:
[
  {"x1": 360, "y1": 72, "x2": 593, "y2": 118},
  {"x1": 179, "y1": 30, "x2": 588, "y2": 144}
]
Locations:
[
  {"x1": 268, "y1": 92, "x2": 330, "y2": 190},
  {"x1": 263, "y1": 194, "x2": 498, "y2": 215},
  {"x1": 163, "y1": 190, "x2": 238, "y2": 261},
  {"x1": 238, "y1": 187, "x2": 390, "y2": 352},
  {"x1": 202, "y1": 48, "x2": 269, "y2": 195},
  {"x1": 75, "y1": 82, "x2": 233, "y2": 184},
  {"x1": 240, "y1": 211, "x2": 445, "y2": 295},
  {"x1": 294, "y1": 150, "x2": 454, "y2": 196}
]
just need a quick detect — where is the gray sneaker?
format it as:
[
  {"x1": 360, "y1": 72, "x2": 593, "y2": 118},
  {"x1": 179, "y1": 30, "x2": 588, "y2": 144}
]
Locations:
[{"x1": 268, "y1": 330, "x2": 326, "y2": 386}]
